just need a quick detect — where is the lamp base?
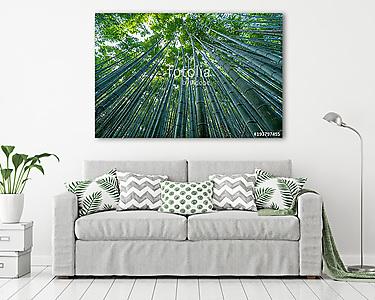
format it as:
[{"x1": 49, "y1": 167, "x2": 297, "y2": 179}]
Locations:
[{"x1": 347, "y1": 265, "x2": 375, "y2": 273}]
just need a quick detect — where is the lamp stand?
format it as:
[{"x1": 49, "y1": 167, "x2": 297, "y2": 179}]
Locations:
[{"x1": 343, "y1": 124, "x2": 375, "y2": 273}]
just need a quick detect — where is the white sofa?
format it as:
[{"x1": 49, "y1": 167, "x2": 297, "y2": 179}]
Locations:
[{"x1": 53, "y1": 160, "x2": 322, "y2": 277}]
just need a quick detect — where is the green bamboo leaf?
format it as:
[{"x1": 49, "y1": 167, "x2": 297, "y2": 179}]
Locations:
[{"x1": 1, "y1": 145, "x2": 15, "y2": 158}]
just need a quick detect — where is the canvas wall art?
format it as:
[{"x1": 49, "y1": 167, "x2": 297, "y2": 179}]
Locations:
[{"x1": 95, "y1": 13, "x2": 283, "y2": 138}]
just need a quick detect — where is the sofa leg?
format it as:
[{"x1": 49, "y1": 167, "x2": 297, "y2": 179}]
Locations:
[{"x1": 305, "y1": 276, "x2": 320, "y2": 279}]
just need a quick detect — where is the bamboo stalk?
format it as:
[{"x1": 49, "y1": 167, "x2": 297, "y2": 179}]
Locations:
[
  {"x1": 190, "y1": 35, "x2": 209, "y2": 138},
  {"x1": 209, "y1": 28, "x2": 282, "y2": 66}
]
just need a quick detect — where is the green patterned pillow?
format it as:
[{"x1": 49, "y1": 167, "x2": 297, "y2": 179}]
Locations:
[
  {"x1": 65, "y1": 169, "x2": 120, "y2": 217},
  {"x1": 159, "y1": 181, "x2": 214, "y2": 215},
  {"x1": 254, "y1": 169, "x2": 307, "y2": 210}
]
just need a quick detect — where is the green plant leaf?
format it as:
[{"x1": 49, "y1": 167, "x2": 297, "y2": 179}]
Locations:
[
  {"x1": 1, "y1": 146, "x2": 59, "y2": 193},
  {"x1": 1, "y1": 146, "x2": 15, "y2": 158},
  {"x1": 35, "y1": 153, "x2": 60, "y2": 162},
  {"x1": 33, "y1": 164, "x2": 44, "y2": 174},
  {"x1": 25, "y1": 156, "x2": 39, "y2": 164},
  {"x1": 12, "y1": 153, "x2": 26, "y2": 170},
  {"x1": 26, "y1": 164, "x2": 44, "y2": 174},
  {"x1": 1, "y1": 168, "x2": 13, "y2": 180}
]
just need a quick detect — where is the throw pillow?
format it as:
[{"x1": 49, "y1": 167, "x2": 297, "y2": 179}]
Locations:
[
  {"x1": 209, "y1": 174, "x2": 257, "y2": 211},
  {"x1": 65, "y1": 169, "x2": 120, "y2": 217},
  {"x1": 254, "y1": 169, "x2": 307, "y2": 210},
  {"x1": 159, "y1": 181, "x2": 214, "y2": 215},
  {"x1": 117, "y1": 171, "x2": 168, "y2": 210}
]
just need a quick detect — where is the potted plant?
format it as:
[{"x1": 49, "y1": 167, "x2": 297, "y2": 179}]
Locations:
[{"x1": 0, "y1": 145, "x2": 59, "y2": 223}]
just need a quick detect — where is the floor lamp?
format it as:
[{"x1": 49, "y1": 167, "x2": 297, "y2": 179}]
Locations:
[{"x1": 323, "y1": 112, "x2": 375, "y2": 272}]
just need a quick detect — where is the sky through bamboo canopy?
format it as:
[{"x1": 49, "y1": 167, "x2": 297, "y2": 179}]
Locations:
[{"x1": 95, "y1": 13, "x2": 283, "y2": 138}]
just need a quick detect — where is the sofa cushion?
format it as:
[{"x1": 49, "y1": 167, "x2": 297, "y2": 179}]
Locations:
[
  {"x1": 188, "y1": 211, "x2": 299, "y2": 241},
  {"x1": 75, "y1": 210, "x2": 187, "y2": 241}
]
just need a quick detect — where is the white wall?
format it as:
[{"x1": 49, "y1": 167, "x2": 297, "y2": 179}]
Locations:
[{"x1": 1, "y1": 0, "x2": 374, "y2": 264}]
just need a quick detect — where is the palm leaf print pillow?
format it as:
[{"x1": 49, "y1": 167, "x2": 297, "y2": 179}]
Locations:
[
  {"x1": 254, "y1": 169, "x2": 307, "y2": 210},
  {"x1": 65, "y1": 169, "x2": 120, "y2": 217}
]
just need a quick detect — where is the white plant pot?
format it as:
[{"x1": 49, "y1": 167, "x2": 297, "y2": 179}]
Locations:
[{"x1": 0, "y1": 194, "x2": 24, "y2": 223}]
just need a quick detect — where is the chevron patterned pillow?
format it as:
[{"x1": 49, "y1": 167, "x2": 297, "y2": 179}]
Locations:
[
  {"x1": 117, "y1": 171, "x2": 168, "y2": 210},
  {"x1": 209, "y1": 174, "x2": 257, "y2": 211}
]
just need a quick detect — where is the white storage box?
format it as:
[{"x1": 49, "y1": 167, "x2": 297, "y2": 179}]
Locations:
[
  {"x1": 0, "y1": 222, "x2": 33, "y2": 251},
  {"x1": 0, "y1": 249, "x2": 31, "y2": 278}
]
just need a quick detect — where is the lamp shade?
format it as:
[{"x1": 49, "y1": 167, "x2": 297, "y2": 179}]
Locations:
[{"x1": 323, "y1": 112, "x2": 344, "y2": 126}]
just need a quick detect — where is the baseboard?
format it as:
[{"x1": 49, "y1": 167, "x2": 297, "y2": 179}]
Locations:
[
  {"x1": 340, "y1": 254, "x2": 375, "y2": 265},
  {"x1": 32, "y1": 255, "x2": 51, "y2": 266}
]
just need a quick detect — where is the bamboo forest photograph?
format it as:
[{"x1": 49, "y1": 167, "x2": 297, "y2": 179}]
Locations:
[{"x1": 95, "y1": 13, "x2": 283, "y2": 138}]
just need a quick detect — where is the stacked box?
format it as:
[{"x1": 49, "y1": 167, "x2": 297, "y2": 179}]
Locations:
[{"x1": 0, "y1": 222, "x2": 33, "y2": 278}]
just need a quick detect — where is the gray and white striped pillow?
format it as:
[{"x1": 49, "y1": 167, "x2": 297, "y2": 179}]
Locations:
[
  {"x1": 209, "y1": 174, "x2": 257, "y2": 211},
  {"x1": 117, "y1": 171, "x2": 168, "y2": 210}
]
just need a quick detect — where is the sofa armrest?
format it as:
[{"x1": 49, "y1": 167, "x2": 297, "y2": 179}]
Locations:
[
  {"x1": 297, "y1": 190, "x2": 323, "y2": 276},
  {"x1": 52, "y1": 191, "x2": 77, "y2": 276}
]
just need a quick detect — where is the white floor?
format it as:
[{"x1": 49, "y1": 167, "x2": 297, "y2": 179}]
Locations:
[{"x1": 0, "y1": 266, "x2": 374, "y2": 300}]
